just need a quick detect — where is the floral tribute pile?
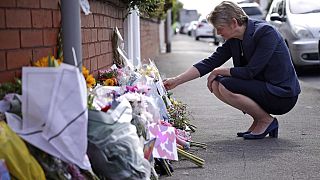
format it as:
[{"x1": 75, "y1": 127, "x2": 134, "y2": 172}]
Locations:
[{"x1": 0, "y1": 55, "x2": 206, "y2": 179}]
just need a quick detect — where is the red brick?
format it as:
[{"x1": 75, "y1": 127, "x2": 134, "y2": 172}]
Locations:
[
  {"x1": 82, "y1": 44, "x2": 89, "y2": 59},
  {"x1": 32, "y1": 9, "x2": 52, "y2": 28},
  {"x1": 0, "y1": 30, "x2": 20, "y2": 49},
  {"x1": 99, "y1": 16, "x2": 104, "y2": 28},
  {"x1": 40, "y1": 0, "x2": 59, "y2": 9},
  {"x1": 96, "y1": 2, "x2": 103, "y2": 14},
  {"x1": 91, "y1": 29, "x2": 97, "y2": 42},
  {"x1": 7, "y1": 49, "x2": 32, "y2": 70},
  {"x1": 0, "y1": 0, "x2": 16, "y2": 7},
  {"x1": 0, "y1": 71, "x2": 16, "y2": 83},
  {"x1": 83, "y1": 29, "x2": 91, "y2": 43},
  {"x1": 0, "y1": 10, "x2": 5, "y2": 28},
  {"x1": 95, "y1": 42, "x2": 101, "y2": 56},
  {"x1": 89, "y1": 1, "x2": 97, "y2": 14},
  {"x1": 43, "y1": 29, "x2": 58, "y2": 46},
  {"x1": 15, "y1": 69, "x2": 22, "y2": 79},
  {"x1": 90, "y1": 57, "x2": 97, "y2": 72},
  {"x1": 6, "y1": 9, "x2": 31, "y2": 28},
  {"x1": 88, "y1": 15, "x2": 94, "y2": 27},
  {"x1": 21, "y1": 30, "x2": 43, "y2": 48},
  {"x1": 88, "y1": 43, "x2": 95, "y2": 58},
  {"x1": 111, "y1": 18, "x2": 116, "y2": 27},
  {"x1": 97, "y1": 29, "x2": 103, "y2": 41},
  {"x1": 117, "y1": 19, "x2": 123, "y2": 28},
  {"x1": 102, "y1": 29, "x2": 108, "y2": 41},
  {"x1": 100, "y1": 41, "x2": 108, "y2": 54},
  {"x1": 17, "y1": 0, "x2": 39, "y2": 8},
  {"x1": 107, "y1": 53, "x2": 112, "y2": 66},
  {"x1": 81, "y1": 13, "x2": 88, "y2": 28},
  {"x1": 103, "y1": 16, "x2": 108, "y2": 27},
  {"x1": 83, "y1": 59, "x2": 90, "y2": 71},
  {"x1": 32, "y1": 47, "x2": 53, "y2": 61},
  {"x1": 106, "y1": 16, "x2": 111, "y2": 27},
  {"x1": 0, "y1": 51, "x2": 6, "y2": 71},
  {"x1": 97, "y1": 54, "x2": 105, "y2": 69},
  {"x1": 107, "y1": 41, "x2": 112, "y2": 52},
  {"x1": 94, "y1": 15, "x2": 100, "y2": 27},
  {"x1": 82, "y1": 14, "x2": 94, "y2": 28},
  {"x1": 53, "y1": 46, "x2": 57, "y2": 58},
  {"x1": 52, "y1": 10, "x2": 61, "y2": 28}
]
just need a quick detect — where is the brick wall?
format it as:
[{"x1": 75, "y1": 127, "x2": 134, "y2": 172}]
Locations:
[
  {"x1": 0, "y1": 0, "x2": 161, "y2": 83},
  {"x1": 0, "y1": 0, "x2": 60, "y2": 83},
  {"x1": 140, "y1": 17, "x2": 160, "y2": 64},
  {"x1": 81, "y1": 0, "x2": 126, "y2": 76}
]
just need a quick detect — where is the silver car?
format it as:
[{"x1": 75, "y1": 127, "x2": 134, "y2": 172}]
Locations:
[{"x1": 265, "y1": 0, "x2": 320, "y2": 70}]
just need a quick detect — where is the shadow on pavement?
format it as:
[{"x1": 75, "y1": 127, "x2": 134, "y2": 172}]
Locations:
[{"x1": 296, "y1": 66, "x2": 320, "y2": 77}]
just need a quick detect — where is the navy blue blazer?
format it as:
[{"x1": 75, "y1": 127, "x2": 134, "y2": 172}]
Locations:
[{"x1": 193, "y1": 19, "x2": 301, "y2": 98}]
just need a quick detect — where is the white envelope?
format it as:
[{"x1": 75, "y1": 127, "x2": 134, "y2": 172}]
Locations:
[{"x1": 7, "y1": 63, "x2": 91, "y2": 170}]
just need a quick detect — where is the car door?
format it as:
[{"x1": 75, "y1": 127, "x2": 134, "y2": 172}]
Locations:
[
  {"x1": 267, "y1": 0, "x2": 291, "y2": 42},
  {"x1": 267, "y1": 0, "x2": 285, "y2": 28}
]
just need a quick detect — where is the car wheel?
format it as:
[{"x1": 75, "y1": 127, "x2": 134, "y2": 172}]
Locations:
[
  {"x1": 195, "y1": 36, "x2": 199, "y2": 41},
  {"x1": 214, "y1": 41, "x2": 219, "y2": 46}
]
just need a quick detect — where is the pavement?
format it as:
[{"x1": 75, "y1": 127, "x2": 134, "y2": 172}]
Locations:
[{"x1": 154, "y1": 34, "x2": 320, "y2": 180}]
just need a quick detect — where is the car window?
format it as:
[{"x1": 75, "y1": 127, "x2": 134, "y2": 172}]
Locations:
[
  {"x1": 289, "y1": 0, "x2": 320, "y2": 14},
  {"x1": 270, "y1": 0, "x2": 283, "y2": 15},
  {"x1": 277, "y1": 0, "x2": 285, "y2": 16},
  {"x1": 242, "y1": 7, "x2": 262, "y2": 15}
]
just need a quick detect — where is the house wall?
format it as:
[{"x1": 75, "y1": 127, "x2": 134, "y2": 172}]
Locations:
[{"x1": 0, "y1": 0, "x2": 161, "y2": 83}]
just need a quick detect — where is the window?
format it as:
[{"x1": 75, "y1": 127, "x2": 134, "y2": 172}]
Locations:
[{"x1": 242, "y1": 7, "x2": 263, "y2": 16}]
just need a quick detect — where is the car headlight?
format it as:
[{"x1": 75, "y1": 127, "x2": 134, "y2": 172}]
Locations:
[{"x1": 292, "y1": 25, "x2": 314, "y2": 39}]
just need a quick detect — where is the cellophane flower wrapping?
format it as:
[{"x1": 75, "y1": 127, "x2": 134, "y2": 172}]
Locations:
[{"x1": 87, "y1": 99, "x2": 151, "y2": 180}]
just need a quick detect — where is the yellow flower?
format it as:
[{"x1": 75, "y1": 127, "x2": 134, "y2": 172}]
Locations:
[
  {"x1": 86, "y1": 74, "x2": 96, "y2": 88},
  {"x1": 103, "y1": 78, "x2": 115, "y2": 86},
  {"x1": 32, "y1": 56, "x2": 61, "y2": 67},
  {"x1": 32, "y1": 57, "x2": 48, "y2": 67},
  {"x1": 82, "y1": 66, "x2": 89, "y2": 78},
  {"x1": 81, "y1": 66, "x2": 96, "y2": 88}
]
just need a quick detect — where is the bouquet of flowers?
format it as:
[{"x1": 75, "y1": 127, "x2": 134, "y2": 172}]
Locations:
[{"x1": 98, "y1": 68, "x2": 122, "y2": 86}]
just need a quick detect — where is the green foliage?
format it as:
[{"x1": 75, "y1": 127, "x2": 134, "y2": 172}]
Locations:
[
  {"x1": 171, "y1": 0, "x2": 183, "y2": 24},
  {"x1": 0, "y1": 79, "x2": 22, "y2": 100},
  {"x1": 120, "y1": 0, "x2": 171, "y2": 18}
]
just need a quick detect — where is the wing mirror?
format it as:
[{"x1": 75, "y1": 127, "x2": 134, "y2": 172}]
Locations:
[{"x1": 270, "y1": 13, "x2": 286, "y2": 22}]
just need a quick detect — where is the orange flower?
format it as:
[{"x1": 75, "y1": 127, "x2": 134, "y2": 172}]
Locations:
[
  {"x1": 86, "y1": 74, "x2": 96, "y2": 88},
  {"x1": 82, "y1": 66, "x2": 89, "y2": 78},
  {"x1": 103, "y1": 78, "x2": 115, "y2": 86}
]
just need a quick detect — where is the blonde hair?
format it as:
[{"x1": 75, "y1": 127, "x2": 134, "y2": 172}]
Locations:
[{"x1": 207, "y1": 1, "x2": 248, "y2": 27}]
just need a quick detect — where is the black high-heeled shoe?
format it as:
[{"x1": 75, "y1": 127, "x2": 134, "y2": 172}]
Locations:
[
  {"x1": 237, "y1": 131, "x2": 251, "y2": 137},
  {"x1": 243, "y1": 118, "x2": 279, "y2": 140}
]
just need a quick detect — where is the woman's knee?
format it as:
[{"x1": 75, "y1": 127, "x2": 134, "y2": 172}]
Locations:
[{"x1": 218, "y1": 83, "x2": 238, "y2": 99}]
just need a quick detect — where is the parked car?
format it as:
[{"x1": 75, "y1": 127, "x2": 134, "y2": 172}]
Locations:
[
  {"x1": 194, "y1": 18, "x2": 223, "y2": 45},
  {"x1": 239, "y1": 2, "x2": 264, "y2": 20},
  {"x1": 187, "y1": 21, "x2": 199, "y2": 36},
  {"x1": 265, "y1": 0, "x2": 320, "y2": 70},
  {"x1": 179, "y1": 23, "x2": 190, "y2": 34}
]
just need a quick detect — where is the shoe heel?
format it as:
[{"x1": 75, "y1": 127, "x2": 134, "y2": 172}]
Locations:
[{"x1": 269, "y1": 128, "x2": 278, "y2": 138}]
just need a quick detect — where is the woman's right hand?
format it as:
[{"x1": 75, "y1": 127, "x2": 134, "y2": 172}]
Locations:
[{"x1": 163, "y1": 77, "x2": 179, "y2": 90}]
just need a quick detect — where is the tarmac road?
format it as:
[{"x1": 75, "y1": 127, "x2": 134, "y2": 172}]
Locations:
[{"x1": 155, "y1": 34, "x2": 320, "y2": 180}]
